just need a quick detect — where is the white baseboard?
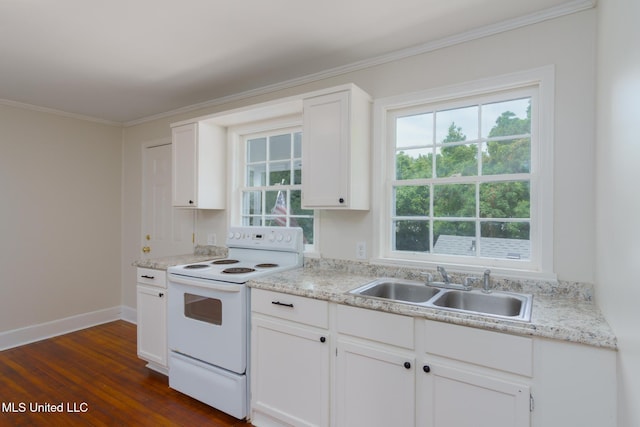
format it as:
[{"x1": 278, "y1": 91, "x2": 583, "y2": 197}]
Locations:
[{"x1": 0, "y1": 305, "x2": 137, "y2": 351}]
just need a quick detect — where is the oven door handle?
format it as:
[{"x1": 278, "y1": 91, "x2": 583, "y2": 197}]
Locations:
[{"x1": 169, "y1": 275, "x2": 244, "y2": 292}]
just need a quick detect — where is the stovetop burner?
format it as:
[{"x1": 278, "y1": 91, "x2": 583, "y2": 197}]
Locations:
[
  {"x1": 255, "y1": 263, "x2": 279, "y2": 268},
  {"x1": 184, "y1": 264, "x2": 210, "y2": 269},
  {"x1": 223, "y1": 267, "x2": 256, "y2": 274},
  {"x1": 212, "y1": 259, "x2": 240, "y2": 265}
]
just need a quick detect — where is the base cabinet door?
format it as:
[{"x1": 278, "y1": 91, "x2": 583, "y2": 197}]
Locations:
[
  {"x1": 136, "y1": 284, "x2": 167, "y2": 371},
  {"x1": 251, "y1": 317, "x2": 330, "y2": 427},
  {"x1": 418, "y1": 362, "x2": 530, "y2": 427},
  {"x1": 335, "y1": 339, "x2": 415, "y2": 427}
]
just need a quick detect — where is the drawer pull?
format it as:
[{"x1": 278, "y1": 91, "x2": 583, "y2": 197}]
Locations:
[
  {"x1": 271, "y1": 301, "x2": 294, "y2": 308},
  {"x1": 141, "y1": 275, "x2": 155, "y2": 279}
]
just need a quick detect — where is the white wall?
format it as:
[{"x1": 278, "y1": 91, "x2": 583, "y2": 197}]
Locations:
[
  {"x1": 122, "y1": 9, "x2": 598, "y2": 309},
  {"x1": 0, "y1": 104, "x2": 122, "y2": 334},
  {"x1": 596, "y1": 0, "x2": 640, "y2": 425}
]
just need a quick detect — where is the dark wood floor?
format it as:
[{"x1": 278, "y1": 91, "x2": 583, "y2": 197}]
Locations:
[{"x1": 0, "y1": 320, "x2": 252, "y2": 426}]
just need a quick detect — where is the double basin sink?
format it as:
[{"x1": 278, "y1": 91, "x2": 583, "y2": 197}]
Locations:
[{"x1": 349, "y1": 278, "x2": 532, "y2": 322}]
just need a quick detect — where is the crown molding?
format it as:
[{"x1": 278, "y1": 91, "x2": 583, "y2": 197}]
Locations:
[
  {"x1": 0, "y1": 98, "x2": 122, "y2": 127},
  {"x1": 124, "y1": 0, "x2": 595, "y2": 127}
]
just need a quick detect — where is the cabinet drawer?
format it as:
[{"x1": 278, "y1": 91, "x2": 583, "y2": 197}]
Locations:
[
  {"x1": 136, "y1": 268, "x2": 166, "y2": 288},
  {"x1": 424, "y1": 320, "x2": 532, "y2": 377},
  {"x1": 337, "y1": 305, "x2": 414, "y2": 349},
  {"x1": 251, "y1": 289, "x2": 329, "y2": 329}
]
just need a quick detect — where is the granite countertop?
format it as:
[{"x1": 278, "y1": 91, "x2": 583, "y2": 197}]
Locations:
[
  {"x1": 132, "y1": 245, "x2": 228, "y2": 270},
  {"x1": 248, "y1": 260, "x2": 617, "y2": 350}
]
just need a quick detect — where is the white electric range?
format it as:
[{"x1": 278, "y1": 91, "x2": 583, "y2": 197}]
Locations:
[{"x1": 166, "y1": 226, "x2": 304, "y2": 419}]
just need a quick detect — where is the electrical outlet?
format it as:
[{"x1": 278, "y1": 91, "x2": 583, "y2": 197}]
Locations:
[
  {"x1": 356, "y1": 241, "x2": 367, "y2": 259},
  {"x1": 207, "y1": 233, "x2": 217, "y2": 245}
]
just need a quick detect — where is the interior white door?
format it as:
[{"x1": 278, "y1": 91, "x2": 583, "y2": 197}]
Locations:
[{"x1": 142, "y1": 142, "x2": 194, "y2": 258}]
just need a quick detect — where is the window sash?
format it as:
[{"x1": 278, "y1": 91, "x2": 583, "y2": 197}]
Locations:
[{"x1": 377, "y1": 78, "x2": 550, "y2": 274}]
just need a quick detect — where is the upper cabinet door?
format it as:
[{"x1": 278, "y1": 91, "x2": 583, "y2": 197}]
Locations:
[
  {"x1": 302, "y1": 85, "x2": 371, "y2": 210},
  {"x1": 171, "y1": 122, "x2": 226, "y2": 209},
  {"x1": 172, "y1": 123, "x2": 198, "y2": 207}
]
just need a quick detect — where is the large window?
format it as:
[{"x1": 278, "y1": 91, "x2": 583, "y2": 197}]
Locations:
[
  {"x1": 377, "y1": 69, "x2": 553, "y2": 275},
  {"x1": 240, "y1": 127, "x2": 315, "y2": 245}
]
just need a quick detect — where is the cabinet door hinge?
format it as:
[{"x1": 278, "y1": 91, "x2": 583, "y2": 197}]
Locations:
[{"x1": 530, "y1": 394, "x2": 535, "y2": 412}]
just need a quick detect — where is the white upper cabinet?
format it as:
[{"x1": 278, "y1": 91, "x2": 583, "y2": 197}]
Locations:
[
  {"x1": 171, "y1": 122, "x2": 226, "y2": 209},
  {"x1": 302, "y1": 84, "x2": 371, "y2": 210}
]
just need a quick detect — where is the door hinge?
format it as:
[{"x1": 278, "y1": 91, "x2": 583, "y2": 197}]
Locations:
[
  {"x1": 530, "y1": 394, "x2": 535, "y2": 412},
  {"x1": 192, "y1": 233, "x2": 195, "y2": 244}
]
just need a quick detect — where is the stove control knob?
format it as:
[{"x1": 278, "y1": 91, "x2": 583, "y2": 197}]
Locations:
[
  {"x1": 276, "y1": 234, "x2": 284, "y2": 242},
  {"x1": 228, "y1": 232, "x2": 234, "y2": 239},
  {"x1": 285, "y1": 234, "x2": 292, "y2": 243},
  {"x1": 268, "y1": 233, "x2": 276, "y2": 242},
  {"x1": 234, "y1": 232, "x2": 241, "y2": 239}
]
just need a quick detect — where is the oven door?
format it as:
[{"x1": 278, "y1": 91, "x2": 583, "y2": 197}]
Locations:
[{"x1": 168, "y1": 274, "x2": 247, "y2": 374}]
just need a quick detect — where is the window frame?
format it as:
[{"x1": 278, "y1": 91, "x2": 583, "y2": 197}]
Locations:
[
  {"x1": 372, "y1": 67, "x2": 555, "y2": 279},
  {"x1": 228, "y1": 116, "x2": 317, "y2": 252}
]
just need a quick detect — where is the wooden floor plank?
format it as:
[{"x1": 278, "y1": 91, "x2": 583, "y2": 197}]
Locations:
[{"x1": 0, "y1": 321, "x2": 252, "y2": 426}]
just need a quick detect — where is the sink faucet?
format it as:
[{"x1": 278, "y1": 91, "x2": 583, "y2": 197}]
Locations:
[
  {"x1": 482, "y1": 269, "x2": 492, "y2": 293},
  {"x1": 437, "y1": 266, "x2": 450, "y2": 285}
]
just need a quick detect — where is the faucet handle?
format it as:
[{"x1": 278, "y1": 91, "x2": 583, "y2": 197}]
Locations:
[
  {"x1": 463, "y1": 277, "x2": 478, "y2": 290},
  {"x1": 420, "y1": 272, "x2": 434, "y2": 285}
]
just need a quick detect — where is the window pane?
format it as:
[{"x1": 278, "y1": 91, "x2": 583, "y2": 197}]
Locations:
[
  {"x1": 396, "y1": 113, "x2": 433, "y2": 148},
  {"x1": 436, "y1": 106, "x2": 478, "y2": 143},
  {"x1": 242, "y1": 191, "x2": 262, "y2": 215},
  {"x1": 433, "y1": 221, "x2": 476, "y2": 256},
  {"x1": 435, "y1": 143, "x2": 478, "y2": 177},
  {"x1": 480, "y1": 181, "x2": 530, "y2": 218},
  {"x1": 266, "y1": 190, "x2": 284, "y2": 216},
  {"x1": 242, "y1": 216, "x2": 262, "y2": 226},
  {"x1": 394, "y1": 185, "x2": 429, "y2": 216},
  {"x1": 294, "y1": 132, "x2": 302, "y2": 158},
  {"x1": 394, "y1": 220, "x2": 429, "y2": 252},
  {"x1": 247, "y1": 137, "x2": 266, "y2": 163},
  {"x1": 269, "y1": 161, "x2": 291, "y2": 185},
  {"x1": 292, "y1": 217, "x2": 314, "y2": 244},
  {"x1": 433, "y1": 184, "x2": 475, "y2": 217},
  {"x1": 482, "y1": 98, "x2": 531, "y2": 138},
  {"x1": 482, "y1": 138, "x2": 531, "y2": 175},
  {"x1": 290, "y1": 190, "x2": 313, "y2": 216},
  {"x1": 396, "y1": 148, "x2": 432, "y2": 180},
  {"x1": 247, "y1": 163, "x2": 266, "y2": 187},
  {"x1": 293, "y1": 159, "x2": 302, "y2": 185},
  {"x1": 269, "y1": 134, "x2": 291, "y2": 161},
  {"x1": 480, "y1": 221, "x2": 530, "y2": 259}
]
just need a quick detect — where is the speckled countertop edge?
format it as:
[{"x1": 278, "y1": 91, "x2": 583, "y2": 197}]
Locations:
[
  {"x1": 132, "y1": 245, "x2": 228, "y2": 270},
  {"x1": 248, "y1": 261, "x2": 617, "y2": 350}
]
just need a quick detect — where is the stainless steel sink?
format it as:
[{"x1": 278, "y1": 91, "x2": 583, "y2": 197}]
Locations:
[
  {"x1": 431, "y1": 290, "x2": 532, "y2": 321},
  {"x1": 348, "y1": 278, "x2": 532, "y2": 322},
  {"x1": 349, "y1": 278, "x2": 442, "y2": 303}
]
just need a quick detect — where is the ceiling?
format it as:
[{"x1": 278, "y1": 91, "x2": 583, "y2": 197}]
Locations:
[{"x1": 0, "y1": 0, "x2": 590, "y2": 124}]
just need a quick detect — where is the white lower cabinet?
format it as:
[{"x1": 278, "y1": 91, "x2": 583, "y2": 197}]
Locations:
[
  {"x1": 249, "y1": 290, "x2": 616, "y2": 427},
  {"x1": 251, "y1": 289, "x2": 330, "y2": 427},
  {"x1": 335, "y1": 339, "x2": 415, "y2": 427},
  {"x1": 418, "y1": 319, "x2": 532, "y2": 427},
  {"x1": 136, "y1": 268, "x2": 168, "y2": 374},
  {"x1": 418, "y1": 362, "x2": 530, "y2": 427}
]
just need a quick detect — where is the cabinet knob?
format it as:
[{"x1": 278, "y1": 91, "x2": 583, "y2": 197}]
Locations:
[
  {"x1": 423, "y1": 365, "x2": 431, "y2": 373},
  {"x1": 159, "y1": 292, "x2": 164, "y2": 298},
  {"x1": 188, "y1": 200, "x2": 194, "y2": 205},
  {"x1": 320, "y1": 336, "x2": 326, "y2": 343},
  {"x1": 404, "y1": 362, "x2": 411, "y2": 370},
  {"x1": 338, "y1": 197, "x2": 345, "y2": 204}
]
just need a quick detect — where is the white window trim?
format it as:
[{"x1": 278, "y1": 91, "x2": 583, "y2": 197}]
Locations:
[
  {"x1": 372, "y1": 66, "x2": 555, "y2": 280},
  {"x1": 227, "y1": 115, "x2": 319, "y2": 253}
]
